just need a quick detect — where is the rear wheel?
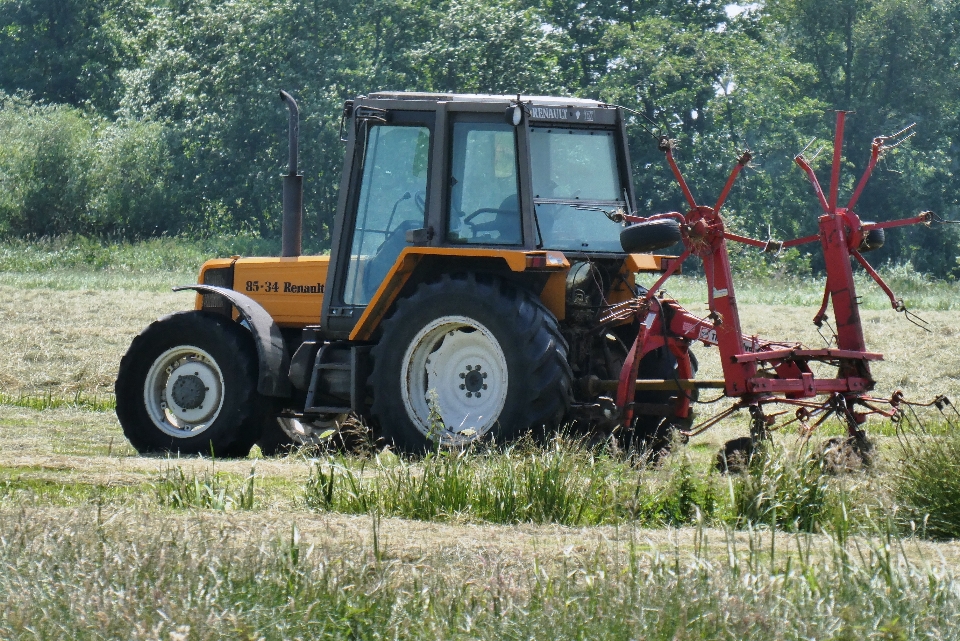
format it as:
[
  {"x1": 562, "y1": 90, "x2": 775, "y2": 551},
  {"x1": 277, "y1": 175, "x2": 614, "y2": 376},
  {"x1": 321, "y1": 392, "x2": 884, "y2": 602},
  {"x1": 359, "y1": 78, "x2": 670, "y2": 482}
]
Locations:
[
  {"x1": 369, "y1": 274, "x2": 572, "y2": 452},
  {"x1": 115, "y1": 311, "x2": 262, "y2": 456}
]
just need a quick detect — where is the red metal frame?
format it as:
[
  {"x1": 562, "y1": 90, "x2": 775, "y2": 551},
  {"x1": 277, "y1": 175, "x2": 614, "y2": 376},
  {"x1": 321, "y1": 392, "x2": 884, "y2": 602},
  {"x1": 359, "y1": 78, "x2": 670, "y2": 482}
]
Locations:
[{"x1": 616, "y1": 113, "x2": 932, "y2": 438}]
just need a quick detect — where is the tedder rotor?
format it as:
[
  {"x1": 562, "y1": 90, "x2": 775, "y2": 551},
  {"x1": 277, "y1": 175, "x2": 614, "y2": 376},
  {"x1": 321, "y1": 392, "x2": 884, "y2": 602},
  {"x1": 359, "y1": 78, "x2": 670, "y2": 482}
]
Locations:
[{"x1": 605, "y1": 110, "x2": 958, "y2": 465}]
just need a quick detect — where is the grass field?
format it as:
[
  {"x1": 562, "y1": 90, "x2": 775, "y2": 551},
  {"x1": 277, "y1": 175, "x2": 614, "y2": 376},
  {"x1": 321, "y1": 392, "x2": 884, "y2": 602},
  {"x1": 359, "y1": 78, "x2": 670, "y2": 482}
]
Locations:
[{"x1": 2, "y1": 239, "x2": 960, "y2": 639}]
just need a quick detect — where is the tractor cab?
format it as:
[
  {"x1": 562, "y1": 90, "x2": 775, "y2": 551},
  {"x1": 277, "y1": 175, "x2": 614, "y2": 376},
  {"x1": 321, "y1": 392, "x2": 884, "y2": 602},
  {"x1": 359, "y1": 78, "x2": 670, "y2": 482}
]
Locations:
[{"x1": 322, "y1": 93, "x2": 641, "y2": 338}]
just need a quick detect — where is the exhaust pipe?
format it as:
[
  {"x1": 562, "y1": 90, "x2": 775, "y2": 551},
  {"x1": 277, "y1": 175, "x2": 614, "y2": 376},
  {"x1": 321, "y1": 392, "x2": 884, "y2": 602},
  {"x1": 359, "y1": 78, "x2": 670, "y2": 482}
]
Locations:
[{"x1": 280, "y1": 90, "x2": 302, "y2": 257}]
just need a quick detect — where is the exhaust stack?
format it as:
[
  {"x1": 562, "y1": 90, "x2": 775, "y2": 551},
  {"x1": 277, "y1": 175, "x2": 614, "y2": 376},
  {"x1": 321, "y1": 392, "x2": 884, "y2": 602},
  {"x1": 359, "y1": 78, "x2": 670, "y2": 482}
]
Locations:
[{"x1": 280, "y1": 90, "x2": 303, "y2": 257}]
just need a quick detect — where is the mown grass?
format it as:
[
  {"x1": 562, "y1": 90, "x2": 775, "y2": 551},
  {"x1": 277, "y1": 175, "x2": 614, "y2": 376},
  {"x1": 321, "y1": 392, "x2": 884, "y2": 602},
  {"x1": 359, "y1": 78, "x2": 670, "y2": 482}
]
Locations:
[
  {"x1": 1, "y1": 236, "x2": 958, "y2": 310},
  {"x1": 0, "y1": 506, "x2": 958, "y2": 640},
  {"x1": 1, "y1": 413, "x2": 960, "y2": 638},
  {"x1": 0, "y1": 391, "x2": 115, "y2": 412}
]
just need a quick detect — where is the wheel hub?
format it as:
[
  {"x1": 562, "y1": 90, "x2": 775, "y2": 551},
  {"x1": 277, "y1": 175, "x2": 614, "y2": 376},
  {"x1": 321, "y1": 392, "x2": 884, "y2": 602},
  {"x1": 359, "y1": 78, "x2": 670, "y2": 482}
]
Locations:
[
  {"x1": 143, "y1": 347, "x2": 225, "y2": 437},
  {"x1": 401, "y1": 316, "x2": 508, "y2": 444},
  {"x1": 461, "y1": 366, "x2": 486, "y2": 395},
  {"x1": 171, "y1": 373, "x2": 206, "y2": 409}
]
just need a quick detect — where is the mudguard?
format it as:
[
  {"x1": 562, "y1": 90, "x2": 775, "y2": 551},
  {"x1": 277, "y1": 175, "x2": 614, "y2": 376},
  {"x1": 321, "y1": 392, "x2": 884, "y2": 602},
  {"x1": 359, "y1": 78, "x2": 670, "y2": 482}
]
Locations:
[{"x1": 173, "y1": 284, "x2": 291, "y2": 397}]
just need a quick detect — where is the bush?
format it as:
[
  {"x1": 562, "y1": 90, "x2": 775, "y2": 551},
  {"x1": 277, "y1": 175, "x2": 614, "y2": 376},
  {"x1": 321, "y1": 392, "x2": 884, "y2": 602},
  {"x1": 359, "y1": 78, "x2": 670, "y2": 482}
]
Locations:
[
  {"x1": 0, "y1": 93, "x2": 195, "y2": 239},
  {"x1": 0, "y1": 95, "x2": 96, "y2": 237}
]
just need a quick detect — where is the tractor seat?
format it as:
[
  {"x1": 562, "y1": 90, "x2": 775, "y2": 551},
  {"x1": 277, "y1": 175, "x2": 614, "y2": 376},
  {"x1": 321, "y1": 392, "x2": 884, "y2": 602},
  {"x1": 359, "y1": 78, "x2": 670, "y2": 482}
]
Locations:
[{"x1": 484, "y1": 194, "x2": 521, "y2": 244}]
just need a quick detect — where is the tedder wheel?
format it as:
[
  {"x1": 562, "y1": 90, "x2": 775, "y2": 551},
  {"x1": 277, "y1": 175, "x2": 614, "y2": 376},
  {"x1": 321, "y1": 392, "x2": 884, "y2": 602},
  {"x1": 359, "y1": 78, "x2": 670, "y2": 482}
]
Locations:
[
  {"x1": 256, "y1": 414, "x2": 349, "y2": 455},
  {"x1": 115, "y1": 311, "x2": 263, "y2": 457},
  {"x1": 628, "y1": 347, "x2": 698, "y2": 458},
  {"x1": 620, "y1": 219, "x2": 682, "y2": 253},
  {"x1": 858, "y1": 224, "x2": 885, "y2": 253},
  {"x1": 369, "y1": 273, "x2": 572, "y2": 452}
]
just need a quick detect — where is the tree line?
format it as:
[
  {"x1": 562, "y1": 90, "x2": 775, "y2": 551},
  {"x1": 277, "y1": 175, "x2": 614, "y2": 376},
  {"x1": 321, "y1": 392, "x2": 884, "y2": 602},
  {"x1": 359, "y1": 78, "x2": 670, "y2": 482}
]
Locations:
[{"x1": 0, "y1": 0, "x2": 958, "y2": 277}]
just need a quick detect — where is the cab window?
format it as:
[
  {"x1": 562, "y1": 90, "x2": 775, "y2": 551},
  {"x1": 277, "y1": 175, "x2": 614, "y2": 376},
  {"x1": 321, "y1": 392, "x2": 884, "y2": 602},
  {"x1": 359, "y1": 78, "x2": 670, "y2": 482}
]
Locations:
[
  {"x1": 343, "y1": 124, "x2": 430, "y2": 306},
  {"x1": 447, "y1": 122, "x2": 521, "y2": 245},
  {"x1": 529, "y1": 127, "x2": 625, "y2": 252}
]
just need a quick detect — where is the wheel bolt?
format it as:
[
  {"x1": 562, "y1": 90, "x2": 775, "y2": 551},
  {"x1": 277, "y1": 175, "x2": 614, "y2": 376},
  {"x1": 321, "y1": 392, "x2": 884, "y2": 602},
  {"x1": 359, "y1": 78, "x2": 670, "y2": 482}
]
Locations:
[
  {"x1": 482, "y1": 384, "x2": 487, "y2": 390},
  {"x1": 459, "y1": 373, "x2": 465, "y2": 378},
  {"x1": 476, "y1": 392, "x2": 481, "y2": 398},
  {"x1": 482, "y1": 372, "x2": 487, "y2": 379},
  {"x1": 475, "y1": 365, "x2": 481, "y2": 370},
  {"x1": 466, "y1": 365, "x2": 473, "y2": 371},
  {"x1": 466, "y1": 392, "x2": 473, "y2": 398},
  {"x1": 460, "y1": 384, "x2": 465, "y2": 390}
]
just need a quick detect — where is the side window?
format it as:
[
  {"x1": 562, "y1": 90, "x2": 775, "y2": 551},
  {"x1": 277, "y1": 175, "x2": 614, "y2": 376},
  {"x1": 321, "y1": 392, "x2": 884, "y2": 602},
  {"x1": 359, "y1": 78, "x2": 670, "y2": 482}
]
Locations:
[
  {"x1": 343, "y1": 125, "x2": 430, "y2": 306},
  {"x1": 447, "y1": 122, "x2": 521, "y2": 245}
]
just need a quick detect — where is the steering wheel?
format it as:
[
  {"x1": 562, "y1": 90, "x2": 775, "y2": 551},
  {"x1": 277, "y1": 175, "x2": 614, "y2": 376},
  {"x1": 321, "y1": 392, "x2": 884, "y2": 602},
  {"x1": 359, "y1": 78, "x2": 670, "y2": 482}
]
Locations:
[
  {"x1": 462, "y1": 207, "x2": 502, "y2": 224},
  {"x1": 414, "y1": 190, "x2": 426, "y2": 214}
]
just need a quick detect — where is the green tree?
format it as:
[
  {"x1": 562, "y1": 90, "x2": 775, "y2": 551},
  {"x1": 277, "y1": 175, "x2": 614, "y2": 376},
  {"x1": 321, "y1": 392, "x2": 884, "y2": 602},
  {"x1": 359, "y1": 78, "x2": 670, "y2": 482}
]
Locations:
[
  {"x1": 767, "y1": 0, "x2": 960, "y2": 275},
  {"x1": 0, "y1": 0, "x2": 141, "y2": 111}
]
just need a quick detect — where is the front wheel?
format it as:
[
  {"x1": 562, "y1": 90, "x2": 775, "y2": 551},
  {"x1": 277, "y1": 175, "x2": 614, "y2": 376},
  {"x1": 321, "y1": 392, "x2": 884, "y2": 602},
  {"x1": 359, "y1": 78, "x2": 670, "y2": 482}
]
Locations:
[
  {"x1": 369, "y1": 274, "x2": 572, "y2": 452},
  {"x1": 115, "y1": 311, "x2": 262, "y2": 456}
]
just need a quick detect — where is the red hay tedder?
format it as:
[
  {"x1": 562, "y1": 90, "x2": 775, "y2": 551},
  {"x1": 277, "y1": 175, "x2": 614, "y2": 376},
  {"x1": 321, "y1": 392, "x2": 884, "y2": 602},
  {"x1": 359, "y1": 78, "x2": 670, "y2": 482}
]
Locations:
[{"x1": 612, "y1": 111, "x2": 957, "y2": 465}]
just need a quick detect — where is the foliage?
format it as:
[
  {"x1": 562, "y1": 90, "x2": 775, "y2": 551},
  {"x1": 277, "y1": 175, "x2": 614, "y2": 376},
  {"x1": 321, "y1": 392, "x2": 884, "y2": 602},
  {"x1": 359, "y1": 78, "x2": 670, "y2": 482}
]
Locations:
[{"x1": 0, "y1": 0, "x2": 958, "y2": 275}]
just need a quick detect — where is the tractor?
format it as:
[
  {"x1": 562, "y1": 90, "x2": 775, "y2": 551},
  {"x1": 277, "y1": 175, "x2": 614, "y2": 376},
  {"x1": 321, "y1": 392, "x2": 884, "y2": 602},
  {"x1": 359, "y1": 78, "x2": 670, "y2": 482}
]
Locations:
[{"x1": 116, "y1": 91, "x2": 691, "y2": 455}]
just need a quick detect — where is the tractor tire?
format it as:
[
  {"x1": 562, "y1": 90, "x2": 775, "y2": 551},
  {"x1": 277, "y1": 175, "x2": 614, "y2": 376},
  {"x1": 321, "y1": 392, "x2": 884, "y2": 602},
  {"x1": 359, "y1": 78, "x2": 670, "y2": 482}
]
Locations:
[
  {"x1": 116, "y1": 311, "x2": 263, "y2": 457},
  {"x1": 620, "y1": 219, "x2": 682, "y2": 253},
  {"x1": 369, "y1": 273, "x2": 572, "y2": 452},
  {"x1": 858, "y1": 224, "x2": 885, "y2": 252}
]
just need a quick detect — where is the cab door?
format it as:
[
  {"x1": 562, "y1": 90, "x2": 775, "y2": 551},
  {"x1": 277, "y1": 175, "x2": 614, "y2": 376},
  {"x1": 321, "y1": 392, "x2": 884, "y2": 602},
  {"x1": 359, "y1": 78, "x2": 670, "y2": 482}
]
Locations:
[{"x1": 324, "y1": 109, "x2": 434, "y2": 337}]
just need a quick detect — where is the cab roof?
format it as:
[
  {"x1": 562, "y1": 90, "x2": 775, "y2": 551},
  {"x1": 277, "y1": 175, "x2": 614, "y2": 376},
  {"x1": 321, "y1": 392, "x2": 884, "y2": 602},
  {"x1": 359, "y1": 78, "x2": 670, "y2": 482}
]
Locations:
[{"x1": 366, "y1": 91, "x2": 608, "y2": 108}]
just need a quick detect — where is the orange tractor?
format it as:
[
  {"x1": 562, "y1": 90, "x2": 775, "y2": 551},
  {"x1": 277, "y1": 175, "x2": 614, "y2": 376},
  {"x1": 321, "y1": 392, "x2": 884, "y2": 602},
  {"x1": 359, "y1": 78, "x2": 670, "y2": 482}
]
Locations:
[{"x1": 116, "y1": 92, "x2": 689, "y2": 455}]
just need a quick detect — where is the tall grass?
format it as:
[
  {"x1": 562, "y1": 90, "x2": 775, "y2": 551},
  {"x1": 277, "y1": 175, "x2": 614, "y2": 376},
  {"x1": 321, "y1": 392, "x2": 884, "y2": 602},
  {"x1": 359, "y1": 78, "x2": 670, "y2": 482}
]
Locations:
[
  {"x1": 894, "y1": 425, "x2": 960, "y2": 539},
  {"x1": 731, "y1": 442, "x2": 835, "y2": 532},
  {"x1": 306, "y1": 437, "x2": 722, "y2": 527},
  {"x1": 0, "y1": 507, "x2": 957, "y2": 639},
  {"x1": 0, "y1": 234, "x2": 294, "y2": 274},
  {"x1": 155, "y1": 464, "x2": 257, "y2": 511}
]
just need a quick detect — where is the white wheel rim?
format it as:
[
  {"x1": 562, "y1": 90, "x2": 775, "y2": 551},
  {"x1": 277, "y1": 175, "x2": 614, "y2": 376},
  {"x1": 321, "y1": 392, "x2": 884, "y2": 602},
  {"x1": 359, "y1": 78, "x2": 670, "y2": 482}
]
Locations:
[
  {"x1": 400, "y1": 315, "x2": 508, "y2": 445},
  {"x1": 277, "y1": 415, "x2": 347, "y2": 445},
  {"x1": 143, "y1": 346, "x2": 225, "y2": 438}
]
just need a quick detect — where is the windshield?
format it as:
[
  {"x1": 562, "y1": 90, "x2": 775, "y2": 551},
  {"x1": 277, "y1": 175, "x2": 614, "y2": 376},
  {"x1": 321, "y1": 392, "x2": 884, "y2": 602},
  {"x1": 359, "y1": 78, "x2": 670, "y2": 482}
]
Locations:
[
  {"x1": 530, "y1": 127, "x2": 621, "y2": 200},
  {"x1": 529, "y1": 127, "x2": 626, "y2": 252}
]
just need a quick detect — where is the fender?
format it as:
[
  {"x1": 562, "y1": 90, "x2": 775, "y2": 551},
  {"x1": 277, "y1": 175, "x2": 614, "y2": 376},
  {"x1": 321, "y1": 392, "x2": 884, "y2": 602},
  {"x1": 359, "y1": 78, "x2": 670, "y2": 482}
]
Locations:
[{"x1": 173, "y1": 284, "x2": 291, "y2": 397}]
